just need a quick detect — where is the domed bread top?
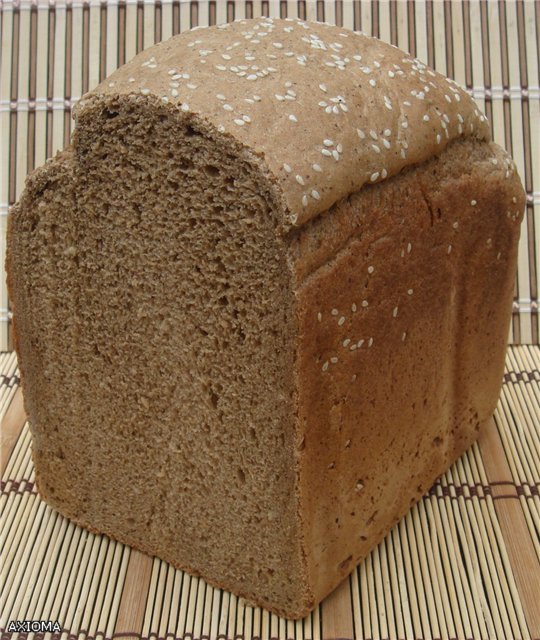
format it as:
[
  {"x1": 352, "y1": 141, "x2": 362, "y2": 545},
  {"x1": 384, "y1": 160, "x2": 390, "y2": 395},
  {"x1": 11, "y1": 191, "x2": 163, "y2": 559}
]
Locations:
[{"x1": 75, "y1": 16, "x2": 491, "y2": 228}]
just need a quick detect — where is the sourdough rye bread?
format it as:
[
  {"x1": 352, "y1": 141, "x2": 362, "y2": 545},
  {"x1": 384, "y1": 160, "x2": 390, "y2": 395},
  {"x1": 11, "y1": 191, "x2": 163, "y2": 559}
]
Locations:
[{"x1": 6, "y1": 17, "x2": 525, "y2": 618}]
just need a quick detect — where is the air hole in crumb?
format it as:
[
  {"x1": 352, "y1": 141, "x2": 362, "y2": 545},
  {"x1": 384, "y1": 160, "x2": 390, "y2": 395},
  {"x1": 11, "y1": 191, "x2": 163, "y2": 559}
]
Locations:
[
  {"x1": 432, "y1": 436, "x2": 443, "y2": 447},
  {"x1": 237, "y1": 468, "x2": 246, "y2": 483},
  {"x1": 104, "y1": 109, "x2": 119, "y2": 119},
  {"x1": 339, "y1": 555, "x2": 352, "y2": 571},
  {"x1": 184, "y1": 124, "x2": 199, "y2": 137},
  {"x1": 204, "y1": 164, "x2": 220, "y2": 177},
  {"x1": 208, "y1": 389, "x2": 219, "y2": 409}
]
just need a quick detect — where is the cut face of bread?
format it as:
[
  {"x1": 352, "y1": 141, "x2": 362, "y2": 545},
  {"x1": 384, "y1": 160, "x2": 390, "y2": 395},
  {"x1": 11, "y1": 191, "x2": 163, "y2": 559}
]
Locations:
[
  {"x1": 8, "y1": 98, "x2": 308, "y2": 614},
  {"x1": 6, "y1": 17, "x2": 525, "y2": 619}
]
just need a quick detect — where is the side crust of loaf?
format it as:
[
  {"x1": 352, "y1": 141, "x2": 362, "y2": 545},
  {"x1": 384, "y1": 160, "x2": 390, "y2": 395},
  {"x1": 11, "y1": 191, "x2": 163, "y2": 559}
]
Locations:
[{"x1": 292, "y1": 138, "x2": 525, "y2": 604}]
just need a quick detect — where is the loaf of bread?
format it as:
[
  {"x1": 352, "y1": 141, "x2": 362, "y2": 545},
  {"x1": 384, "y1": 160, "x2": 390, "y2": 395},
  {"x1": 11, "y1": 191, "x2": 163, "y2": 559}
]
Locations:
[{"x1": 6, "y1": 17, "x2": 525, "y2": 619}]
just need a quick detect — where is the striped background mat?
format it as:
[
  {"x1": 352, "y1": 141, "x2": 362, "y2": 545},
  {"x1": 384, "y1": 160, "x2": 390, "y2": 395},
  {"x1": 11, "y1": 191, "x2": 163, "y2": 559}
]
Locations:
[
  {"x1": 0, "y1": 0, "x2": 539, "y2": 349},
  {"x1": 1, "y1": 2, "x2": 540, "y2": 639},
  {"x1": 1, "y1": 347, "x2": 540, "y2": 639}
]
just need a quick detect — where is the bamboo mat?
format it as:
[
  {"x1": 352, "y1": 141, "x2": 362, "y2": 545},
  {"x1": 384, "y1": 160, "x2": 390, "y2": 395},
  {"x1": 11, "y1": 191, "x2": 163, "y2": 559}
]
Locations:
[
  {"x1": 0, "y1": 0, "x2": 539, "y2": 351},
  {"x1": 0, "y1": 346, "x2": 539, "y2": 639}
]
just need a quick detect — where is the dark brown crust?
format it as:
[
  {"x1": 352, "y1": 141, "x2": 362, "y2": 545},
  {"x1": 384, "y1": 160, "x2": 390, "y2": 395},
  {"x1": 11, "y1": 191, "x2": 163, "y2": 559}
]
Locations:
[{"x1": 293, "y1": 139, "x2": 525, "y2": 604}]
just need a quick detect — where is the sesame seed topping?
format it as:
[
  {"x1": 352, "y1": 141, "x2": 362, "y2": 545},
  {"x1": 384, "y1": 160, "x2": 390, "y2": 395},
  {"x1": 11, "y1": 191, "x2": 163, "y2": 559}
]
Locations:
[
  {"x1": 368, "y1": 266, "x2": 374, "y2": 274},
  {"x1": 351, "y1": 303, "x2": 357, "y2": 312},
  {"x1": 362, "y1": 300, "x2": 369, "y2": 308},
  {"x1": 323, "y1": 139, "x2": 334, "y2": 147},
  {"x1": 140, "y1": 88, "x2": 150, "y2": 95},
  {"x1": 407, "y1": 242, "x2": 412, "y2": 253},
  {"x1": 372, "y1": 144, "x2": 381, "y2": 153},
  {"x1": 283, "y1": 163, "x2": 292, "y2": 173},
  {"x1": 322, "y1": 361, "x2": 329, "y2": 372},
  {"x1": 302, "y1": 195, "x2": 308, "y2": 207},
  {"x1": 311, "y1": 189, "x2": 321, "y2": 200},
  {"x1": 289, "y1": 114, "x2": 298, "y2": 122},
  {"x1": 233, "y1": 118, "x2": 245, "y2": 126},
  {"x1": 393, "y1": 307, "x2": 399, "y2": 317},
  {"x1": 296, "y1": 175, "x2": 305, "y2": 185},
  {"x1": 321, "y1": 149, "x2": 332, "y2": 157},
  {"x1": 447, "y1": 245, "x2": 452, "y2": 254},
  {"x1": 330, "y1": 357, "x2": 338, "y2": 364},
  {"x1": 331, "y1": 308, "x2": 339, "y2": 315},
  {"x1": 338, "y1": 316, "x2": 345, "y2": 326},
  {"x1": 317, "y1": 312, "x2": 322, "y2": 322},
  {"x1": 408, "y1": 289, "x2": 413, "y2": 295},
  {"x1": 423, "y1": 114, "x2": 430, "y2": 122},
  {"x1": 471, "y1": 200, "x2": 477, "y2": 206},
  {"x1": 357, "y1": 129, "x2": 366, "y2": 139},
  {"x1": 370, "y1": 172, "x2": 380, "y2": 182},
  {"x1": 313, "y1": 163, "x2": 322, "y2": 172},
  {"x1": 343, "y1": 338, "x2": 351, "y2": 347},
  {"x1": 222, "y1": 103, "x2": 233, "y2": 111}
]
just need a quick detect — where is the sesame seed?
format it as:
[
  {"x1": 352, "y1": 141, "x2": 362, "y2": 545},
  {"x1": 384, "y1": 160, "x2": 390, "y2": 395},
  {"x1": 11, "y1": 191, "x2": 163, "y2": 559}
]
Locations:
[
  {"x1": 471, "y1": 200, "x2": 477, "y2": 206},
  {"x1": 447, "y1": 245, "x2": 452, "y2": 254},
  {"x1": 302, "y1": 195, "x2": 308, "y2": 207},
  {"x1": 296, "y1": 175, "x2": 305, "y2": 185},
  {"x1": 362, "y1": 300, "x2": 369, "y2": 308},
  {"x1": 319, "y1": 83, "x2": 328, "y2": 92},
  {"x1": 408, "y1": 289, "x2": 413, "y2": 295},
  {"x1": 382, "y1": 139, "x2": 391, "y2": 149},
  {"x1": 343, "y1": 338, "x2": 351, "y2": 347},
  {"x1": 223, "y1": 103, "x2": 233, "y2": 111},
  {"x1": 352, "y1": 303, "x2": 357, "y2": 312},
  {"x1": 368, "y1": 266, "x2": 374, "y2": 274},
  {"x1": 423, "y1": 114, "x2": 430, "y2": 122},
  {"x1": 369, "y1": 130, "x2": 378, "y2": 140},
  {"x1": 215, "y1": 64, "x2": 227, "y2": 71},
  {"x1": 171, "y1": 89, "x2": 179, "y2": 97},
  {"x1": 128, "y1": 77, "x2": 135, "y2": 83},
  {"x1": 336, "y1": 143, "x2": 343, "y2": 153},
  {"x1": 332, "y1": 150, "x2": 340, "y2": 161},
  {"x1": 370, "y1": 172, "x2": 380, "y2": 182},
  {"x1": 384, "y1": 129, "x2": 391, "y2": 136},
  {"x1": 368, "y1": 337, "x2": 374, "y2": 347},
  {"x1": 393, "y1": 307, "x2": 399, "y2": 318},
  {"x1": 357, "y1": 129, "x2": 366, "y2": 139},
  {"x1": 321, "y1": 149, "x2": 332, "y2": 157},
  {"x1": 324, "y1": 139, "x2": 334, "y2": 147},
  {"x1": 436, "y1": 134, "x2": 441, "y2": 144},
  {"x1": 322, "y1": 362, "x2": 329, "y2": 372},
  {"x1": 407, "y1": 242, "x2": 412, "y2": 253},
  {"x1": 242, "y1": 114, "x2": 251, "y2": 123},
  {"x1": 338, "y1": 316, "x2": 345, "y2": 326},
  {"x1": 372, "y1": 144, "x2": 381, "y2": 153},
  {"x1": 180, "y1": 103, "x2": 189, "y2": 112},
  {"x1": 246, "y1": 74, "x2": 258, "y2": 80},
  {"x1": 313, "y1": 163, "x2": 322, "y2": 173},
  {"x1": 216, "y1": 93, "x2": 226, "y2": 100},
  {"x1": 381, "y1": 168, "x2": 388, "y2": 178},
  {"x1": 283, "y1": 163, "x2": 292, "y2": 173},
  {"x1": 330, "y1": 356, "x2": 338, "y2": 364},
  {"x1": 331, "y1": 308, "x2": 339, "y2": 315},
  {"x1": 402, "y1": 332, "x2": 407, "y2": 341},
  {"x1": 369, "y1": 79, "x2": 377, "y2": 87},
  {"x1": 350, "y1": 344, "x2": 357, "y2": 351},
  {"x1": 161, "y1": 96, "x2": 169, "y2": 103},
  {"x1": 357, "y1": 340, "x2": 364, "y2": 348},
  {"x1": 140, "y1": 88, "x2": 150, "y2": 95},
  {"x1": 234, "y1": 118, "x2": 245, "y2": 126},
  {"x1": 272, "y1": 42, "x2": 283, "y2": 48},
  {"x1": 401, "y1": 121, "x2": 408, "y2": 128},
  {"x1": 289, "y1": 114, "x2": 298, "y2": 122},
  {"x1": 317, "y1": 312, "x2": 322, "y2": 322},
  {"x1": 311, "y1": 189, "x2": 321, "y2": 200}
]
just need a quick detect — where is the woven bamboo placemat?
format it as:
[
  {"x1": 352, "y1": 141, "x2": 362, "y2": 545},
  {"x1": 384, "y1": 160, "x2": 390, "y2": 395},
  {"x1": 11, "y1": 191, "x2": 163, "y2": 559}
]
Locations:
[
  {"x1": 0, "y1": 0, "x2": 539, "y2": 350},
  {"x1": 1, "y1": 347, "x2": 539, "y2": 639}
]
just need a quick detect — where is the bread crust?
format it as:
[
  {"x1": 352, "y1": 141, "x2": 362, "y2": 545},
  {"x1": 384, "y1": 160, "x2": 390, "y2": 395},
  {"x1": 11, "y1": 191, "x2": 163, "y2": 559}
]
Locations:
[{"x1": 292, "y1": 138, "x2": 525, "y2": 603}]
